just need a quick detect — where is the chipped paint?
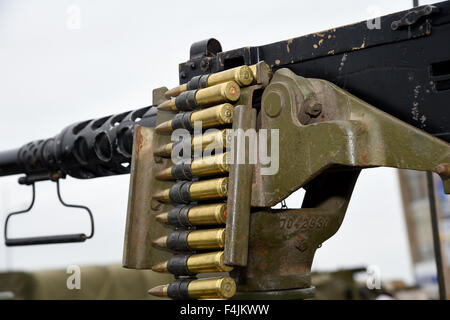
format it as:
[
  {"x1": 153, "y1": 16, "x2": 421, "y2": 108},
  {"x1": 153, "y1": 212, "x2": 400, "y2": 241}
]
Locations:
[
  {"x1": 411, "y1": 102, "x2": 419, "y2": 121},
  {"x1": 414, "y1": 85, "x2": 421, "y2": 99},
  {"x1": 338, "y1": 53, "x2": 348, "y2": 72},
  {"x1": 313, "y1": 44, "x2": 318, "y2": 49},
  {"x1": 420, "y1": 115, "x2": 427, "y2": 126},
  {"x1": 275, "y1": 59, "x2": 280, "y2": 65},
  {"x1": 352, "y1": 39, "x2": 366, "y2": 51},
  {"x1": 286, "y1": 39, "x2": 293, "y2": 53}
]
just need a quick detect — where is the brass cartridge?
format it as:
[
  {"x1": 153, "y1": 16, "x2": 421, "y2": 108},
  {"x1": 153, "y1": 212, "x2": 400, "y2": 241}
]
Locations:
[
  {"x1": 155, "y1": 153, "x2": 229, "y2": 180},
  {"x1": 152, "y1": 228, "x2": 225, "y2": 251},
  {"x1": 152, "y1": 251, "x2": 233, "y2": 274},
  {"x1": 148, "y1": 277, "x2": 236, "y2": 299},
  {"x1": 153, "y1": 177, "x2": 228, "y2": 203},
  {"x1": 154, "y1": 129, "x2": 228, "y2": 157},
  {"x1": 165, "y1": 65, "x2": 253, "y2": 98},
  {"x1": 155, "y1": 203, "x2": 227, "y2": 226},
  {"x1": 157, "y1": 81, "x2": 240, "y2": 112},
  {"x1": 155, "y1": 103, "x2": 234, "y2": 134}
]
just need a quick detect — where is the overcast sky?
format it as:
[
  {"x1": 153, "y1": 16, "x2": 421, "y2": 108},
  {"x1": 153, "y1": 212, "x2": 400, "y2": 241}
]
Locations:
[{"x1": 0, "y1": 0, "x2": 440, "y2": 285}]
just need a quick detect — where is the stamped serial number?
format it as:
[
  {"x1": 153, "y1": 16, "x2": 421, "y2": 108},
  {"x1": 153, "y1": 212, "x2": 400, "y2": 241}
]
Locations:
[{"x1": 279, "y1": 216, "x2": 329, "y2": 231}]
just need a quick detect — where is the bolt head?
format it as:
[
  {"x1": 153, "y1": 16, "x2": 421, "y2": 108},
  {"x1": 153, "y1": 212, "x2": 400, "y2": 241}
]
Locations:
[
  {"x1": 306, "y1": 103, "x2": 322, "y2": 117},
  {"x1": 264, "y1": 91, "x2": 283, "y2": 117}
]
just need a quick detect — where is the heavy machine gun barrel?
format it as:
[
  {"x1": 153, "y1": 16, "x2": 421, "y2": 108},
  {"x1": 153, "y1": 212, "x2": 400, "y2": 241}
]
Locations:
[{"x1": 0, "y1": 106, "x2": 157, "y2": 179}]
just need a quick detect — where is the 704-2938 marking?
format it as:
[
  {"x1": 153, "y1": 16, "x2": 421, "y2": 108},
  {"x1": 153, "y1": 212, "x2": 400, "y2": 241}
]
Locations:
[{"x1": 279, "y1": 216, "x2": 329, "y2": 231}]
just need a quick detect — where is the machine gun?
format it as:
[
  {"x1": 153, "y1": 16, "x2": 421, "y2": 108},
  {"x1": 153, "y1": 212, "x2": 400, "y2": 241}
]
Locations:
[{"x1": 1, "y1": 2, "x2": 450, "y2": 299}]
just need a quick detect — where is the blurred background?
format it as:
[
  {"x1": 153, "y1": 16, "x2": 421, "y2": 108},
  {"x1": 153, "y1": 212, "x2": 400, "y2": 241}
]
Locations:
[{"x1": 0, "y1": 0, "x2": 448, "y2": 299}]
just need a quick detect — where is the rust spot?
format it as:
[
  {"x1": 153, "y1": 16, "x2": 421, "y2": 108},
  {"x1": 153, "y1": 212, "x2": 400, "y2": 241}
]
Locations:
[
  {"x1": 280, "y1": 265, "x2": 310, "y2": 276},
  {"x1": 318, "y1": 39, "x2": 323, "y2": 46},
  {"x1": 135, "y1": 130, "x2": 144, "y2": 153},
  {"x1": 355, "y1": 144, "x2": 369, "y2": 165}
]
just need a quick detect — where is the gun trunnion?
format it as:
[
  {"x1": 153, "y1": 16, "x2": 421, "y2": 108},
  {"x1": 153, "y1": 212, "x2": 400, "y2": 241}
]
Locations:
[{"x1": 1, "y1": 2, "x2": 450, "y2": 299}]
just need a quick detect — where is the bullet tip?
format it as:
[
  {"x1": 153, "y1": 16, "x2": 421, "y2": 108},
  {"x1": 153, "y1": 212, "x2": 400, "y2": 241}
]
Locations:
[
  {"x1": 148, "y1": 285, "x2": 167, "y2": 297},
  {"x1": 152, "y1": 236, "x2": 167, "y2": 249},
  {"x1": 151, "y1": 261, "x2": 168, "y2": 273},
  {"x1": 155, "y1": 121, "x2": 172, "y2": 134},
  {"x1": 153, "y1": 146, "x2": 168, "y2": 157},
  {"x1": 155, "y1": 167, "x2": 172, "y2": 180},
  {"x1": 157, "y1": 105, "x2": 169, "y2": 111},
  {"x1": 152, "y1": 191, "x2": 166, "y2": 202},
  {"x1": 155, "y1": 212, "x2": 169, "y2": 224},
  {"x1": 164, "y1": 88, "x2": 178, "y2": 99},
  {"x1": 157, "y1": 100, "x2": 174, "y2": 111}
]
